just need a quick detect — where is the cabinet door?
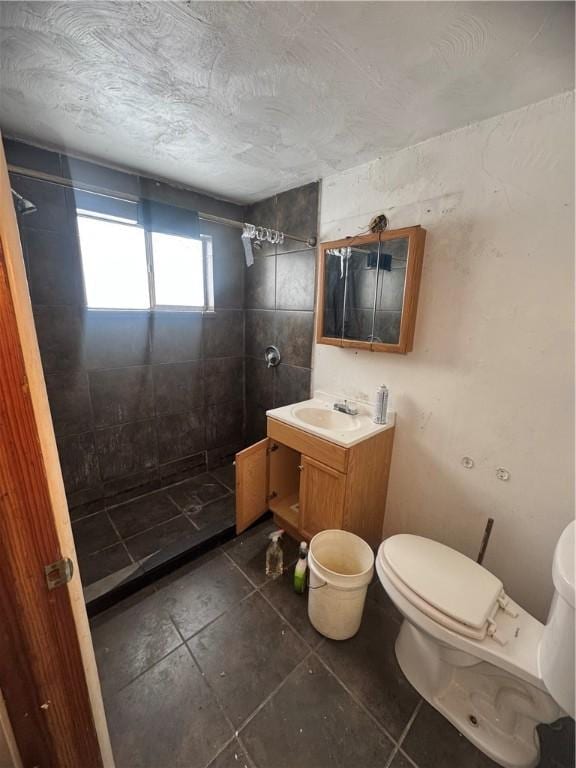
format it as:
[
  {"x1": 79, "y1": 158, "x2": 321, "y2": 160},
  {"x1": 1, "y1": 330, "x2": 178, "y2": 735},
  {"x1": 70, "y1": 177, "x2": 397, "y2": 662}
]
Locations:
[
  {"x1": 235, "y1": 439, "x2": 269, "y2": 534},
  {"x1": 299, "y1": 455, "x2": 346, "y2": 540}
]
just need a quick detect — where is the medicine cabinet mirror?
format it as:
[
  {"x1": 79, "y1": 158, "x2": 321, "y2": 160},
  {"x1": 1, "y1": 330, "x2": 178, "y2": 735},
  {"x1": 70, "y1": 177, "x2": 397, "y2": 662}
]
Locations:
[{"x1": 316, "y1": 225, "x2": 426, "y2": 354}]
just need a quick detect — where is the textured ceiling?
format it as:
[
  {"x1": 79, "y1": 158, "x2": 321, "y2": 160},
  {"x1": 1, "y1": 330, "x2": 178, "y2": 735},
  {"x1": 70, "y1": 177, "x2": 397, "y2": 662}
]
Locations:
[{"x1": 0, "y1": 1, "x2": 573, "y2": 202}]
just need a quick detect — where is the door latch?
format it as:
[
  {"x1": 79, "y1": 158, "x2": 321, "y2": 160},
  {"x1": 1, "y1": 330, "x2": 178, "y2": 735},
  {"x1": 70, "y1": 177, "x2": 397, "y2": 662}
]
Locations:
[{"x1": 44, "y1": 558, "x2": 74, "y2": 590}]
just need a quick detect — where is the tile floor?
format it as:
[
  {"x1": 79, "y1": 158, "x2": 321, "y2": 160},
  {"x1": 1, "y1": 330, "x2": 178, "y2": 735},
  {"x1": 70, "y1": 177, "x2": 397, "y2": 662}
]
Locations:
[
  {"x1": 75, "y1": 465, "x2": 236, "y2": 596},
  {"x1": 92, "y1": 520, "x2": 575, "y2": 768}
]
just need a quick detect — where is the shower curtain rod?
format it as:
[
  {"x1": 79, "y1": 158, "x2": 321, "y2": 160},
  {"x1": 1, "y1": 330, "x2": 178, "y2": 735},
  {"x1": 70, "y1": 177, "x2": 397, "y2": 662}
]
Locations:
[{"x1": 7, "y1": 164, "x2": 317, "y2": 247}]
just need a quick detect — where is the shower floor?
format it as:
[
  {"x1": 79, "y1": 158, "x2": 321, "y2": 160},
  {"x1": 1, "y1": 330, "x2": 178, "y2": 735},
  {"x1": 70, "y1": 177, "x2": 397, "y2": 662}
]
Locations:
[{"x1": 72, "y1": 465, "x2": 236, "y2": 608}]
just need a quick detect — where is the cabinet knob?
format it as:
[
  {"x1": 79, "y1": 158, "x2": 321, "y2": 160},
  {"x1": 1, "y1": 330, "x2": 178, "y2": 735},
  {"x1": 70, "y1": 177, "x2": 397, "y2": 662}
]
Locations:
[{"x1": 297, "y1": 464, "x2": 303, "y2": 472}]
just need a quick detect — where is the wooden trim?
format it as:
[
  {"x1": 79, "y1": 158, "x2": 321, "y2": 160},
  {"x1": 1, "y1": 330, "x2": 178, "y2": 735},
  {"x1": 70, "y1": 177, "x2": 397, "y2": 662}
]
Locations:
[
  {"x1": 320, "y1": 227, "x2": 422, "y2": 251},
  {"x1": 341, "y1": 338, "x2": 372, "y2": 351},
  {"x1": 314, "y1": 238, "x2": 326, "y2": 341},
  {"x1": 0, "y1": 140, "x2": 110, "y2": 767},
  {"x1": 0, "y1": 237, "x2": 103, "y2": 766},
  {"x1": 315, "y1": 225, "x2": 426, "y2": 354},
  {"x1": 371, "y1": 226, "x2": 426, "y2": 354},
  {"x1": 267, "y1": 418, "x2": 348, "y2": 473}
]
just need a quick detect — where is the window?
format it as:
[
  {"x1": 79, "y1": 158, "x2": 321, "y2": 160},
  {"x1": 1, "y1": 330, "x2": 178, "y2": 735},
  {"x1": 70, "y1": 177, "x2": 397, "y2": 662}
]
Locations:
[
  {"x1": 77, "y1": 216, "x2": 149, "y2": 309},
  {"x1": 76, "y1": 196, "x2": 213, "y2": 311},
  {"x1": 151, "y1": 232, "x2": 205, "y2": 307}
]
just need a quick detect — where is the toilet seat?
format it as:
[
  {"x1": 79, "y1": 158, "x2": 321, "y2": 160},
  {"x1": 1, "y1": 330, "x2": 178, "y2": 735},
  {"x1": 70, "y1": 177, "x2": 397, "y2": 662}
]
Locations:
[{"x1": 381, "y1": 535, "x2": 516, "y2": 643}]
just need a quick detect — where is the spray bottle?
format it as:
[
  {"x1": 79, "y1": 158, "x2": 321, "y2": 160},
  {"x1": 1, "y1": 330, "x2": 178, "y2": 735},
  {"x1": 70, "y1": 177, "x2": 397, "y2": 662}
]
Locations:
[
  {"x1": 265, "y1": 530, "x2": 284, "y2": 579},
  {"x1": 293, "y1": 542, "x2": 308, "y2": 594}
]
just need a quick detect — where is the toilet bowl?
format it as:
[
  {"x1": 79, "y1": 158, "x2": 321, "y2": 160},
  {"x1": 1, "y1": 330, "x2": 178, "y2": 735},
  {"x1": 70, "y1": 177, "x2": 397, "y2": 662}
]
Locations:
[{"x1": 376, "y1": 521, "x2": 575, "y2": 768}]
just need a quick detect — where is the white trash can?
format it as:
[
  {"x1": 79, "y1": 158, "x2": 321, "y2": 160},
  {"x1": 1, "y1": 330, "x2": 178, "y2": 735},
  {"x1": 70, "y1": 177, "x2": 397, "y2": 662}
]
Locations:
[{"x1": 308, "y1": 529, "x2": 374, "y2": 641}]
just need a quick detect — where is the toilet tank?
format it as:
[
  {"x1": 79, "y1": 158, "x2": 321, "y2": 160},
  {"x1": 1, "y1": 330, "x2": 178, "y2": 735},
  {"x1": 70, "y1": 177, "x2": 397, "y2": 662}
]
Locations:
[{"x1": 539, "y1": 520, "x2": 575, "y2": 718}]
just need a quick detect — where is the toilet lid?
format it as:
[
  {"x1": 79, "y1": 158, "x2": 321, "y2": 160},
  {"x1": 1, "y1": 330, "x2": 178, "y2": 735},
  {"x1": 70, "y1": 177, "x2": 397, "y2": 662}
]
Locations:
[{"x1": 383, "y1": 535, "x2": 503, "y2": 630}]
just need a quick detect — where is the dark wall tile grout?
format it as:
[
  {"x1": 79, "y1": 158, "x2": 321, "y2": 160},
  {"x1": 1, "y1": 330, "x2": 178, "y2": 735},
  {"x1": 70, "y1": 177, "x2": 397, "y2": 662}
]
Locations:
[
  {"x1": 15, "y1": 153, "x2": 317, "y2": 528},
  {"x1": 12, "y1": 159, "x2": 246, "y2": 507}
]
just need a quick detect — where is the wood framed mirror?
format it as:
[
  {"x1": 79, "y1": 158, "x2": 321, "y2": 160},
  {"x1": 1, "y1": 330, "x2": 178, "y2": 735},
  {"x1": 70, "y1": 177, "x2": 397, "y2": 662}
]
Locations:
[{"x1": 315, "y1": 225, "x2": 426, "y2": 354}]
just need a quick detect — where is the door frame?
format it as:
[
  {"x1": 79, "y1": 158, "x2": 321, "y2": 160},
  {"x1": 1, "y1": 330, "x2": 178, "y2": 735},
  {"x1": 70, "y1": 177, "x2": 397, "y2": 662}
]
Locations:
[{"x1": 0, "y1": 136, "x2": 112, "y2": 766}]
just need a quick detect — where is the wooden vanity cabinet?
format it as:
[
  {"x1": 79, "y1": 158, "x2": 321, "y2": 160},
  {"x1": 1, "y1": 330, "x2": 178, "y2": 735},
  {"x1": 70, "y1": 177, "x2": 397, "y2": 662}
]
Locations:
[{"x1": 235, "y1": 417, "x2": 395, "y2": 548}]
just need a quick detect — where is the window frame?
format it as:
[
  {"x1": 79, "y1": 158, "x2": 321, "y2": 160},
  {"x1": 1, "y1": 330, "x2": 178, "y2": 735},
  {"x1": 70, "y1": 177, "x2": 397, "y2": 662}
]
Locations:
[{"x1": 76, "y1": 209, "x2": 214, "y2": 313}]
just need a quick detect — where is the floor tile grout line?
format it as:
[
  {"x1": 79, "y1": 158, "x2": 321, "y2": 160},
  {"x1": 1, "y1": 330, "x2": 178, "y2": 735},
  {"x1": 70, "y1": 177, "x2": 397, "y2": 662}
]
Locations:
[
  {"x1": 185, "y1": 647, "x2": 261, "y2": 768},
  {"x1": 122, "y1": 511, "x2": 198, "y2": 545},
  {"x1": 184, "y1": 511, "x2": 202, "y2": 531},
  {"x1": 87, "y1": 482, "x2": 233, "y2": 566},
  {"x1": 73, "y1": 468, "x2": 220, "y2": 521},
  {"x1": 256, "y1": 579, "x2": 323, "y2": 654},
  {"x1": 174, "y1": 585, "x2": 258, "y2": 645},
  {"x1": 311, "y1": 650, "x2": 401, "y2": 749},
  {"x1": 222, "y1": 547, "x2": 323, "y2": 656},
  {"x1": 168, "y1": 486, "x2": 231, "y2": 514},
  {"x1": 111, "y1": 636, "x2": 188, "y2": 696},
  {"x1": 383, "y1": 745, "x2": 401, "y2": 768},
  {"x1": 396, "y1": 746, "x2": 422, "y2": 768},
  {"x1": 182, "y1": 597, "x2": 315, "y2": 764},
  {"x1": 393, "y1": 698, "x2": 422, "y2": 754},
  {"x1": 235, "y1": 651, "x2": 314, "y2": 735},
  {"x1": 104, "y1": 509, "x2": 136, "y2": 565},
  {"x1": 181, "y1": 642, "x2": 239, "y2": 768},
  {"x1": 178, "y1": 616, "x2": 265, "y2": 768},
  {"x1": 104, "y1": 605, "x2": 247, "y2": 708},
  {"x1": 157, "y1": 545, "x2": 309, "y2": 767},
  {"x1": 225, "y1": 536, "x2": 414, "y2": 753},
  {"x1": 221, "y1": 548, "x2": 263, "y2": 591},
  {"x1": 234, "y1": 733, "x2": 260, "y2": 768},
  {"x1": 105, "y1": 507, "x2": 184, "y2": 547},
  {"x1": 382, "y1": 701, "x2": 422, "y2": 768},
  {"x1": 97, "y1": 583, "x2": 256, "y2": 695},
  {"x1": 221, "y1": 545, "x2": 299, "y2": 594},
  {"x1": 217, "y1": 551, "x2": 404, "y2": 759}
]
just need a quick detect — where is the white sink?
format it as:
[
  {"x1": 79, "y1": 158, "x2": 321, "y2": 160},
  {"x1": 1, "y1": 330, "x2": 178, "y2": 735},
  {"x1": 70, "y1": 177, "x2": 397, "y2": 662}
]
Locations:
[
  {"x1": 266, "y1": 391, "x2": 395, "y2": 448},
  {"x1": 292, "y1": 406, "x2": 360, "y2": 432}
]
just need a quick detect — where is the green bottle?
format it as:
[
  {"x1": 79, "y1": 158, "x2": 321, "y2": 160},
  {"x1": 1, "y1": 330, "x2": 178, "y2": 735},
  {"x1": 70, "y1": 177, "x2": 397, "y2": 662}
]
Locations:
[{"x1": 293, "y1": 542, "x2": 308, "y2": 594}]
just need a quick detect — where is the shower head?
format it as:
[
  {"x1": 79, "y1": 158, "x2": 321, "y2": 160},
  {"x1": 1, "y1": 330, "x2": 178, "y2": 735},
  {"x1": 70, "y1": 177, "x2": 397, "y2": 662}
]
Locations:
[{"x1": 11, "y1": 189, "x2": 37, "y2": 216}]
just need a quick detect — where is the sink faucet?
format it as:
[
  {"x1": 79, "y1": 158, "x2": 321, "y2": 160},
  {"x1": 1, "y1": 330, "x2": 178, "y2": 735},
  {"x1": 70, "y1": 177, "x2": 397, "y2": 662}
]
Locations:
[{"x1": 333, "y1": 399, "x2": 358, "y2": 416}]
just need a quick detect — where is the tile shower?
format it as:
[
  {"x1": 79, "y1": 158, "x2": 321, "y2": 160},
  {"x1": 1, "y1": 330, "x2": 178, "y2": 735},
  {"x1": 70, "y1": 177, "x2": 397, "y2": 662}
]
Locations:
[
  {"x1": 6, "y1": 137, "x2": 319, "y2": 603},
  {"x1": 245, "y1": 183, "x2": 318, "y2": 443}
]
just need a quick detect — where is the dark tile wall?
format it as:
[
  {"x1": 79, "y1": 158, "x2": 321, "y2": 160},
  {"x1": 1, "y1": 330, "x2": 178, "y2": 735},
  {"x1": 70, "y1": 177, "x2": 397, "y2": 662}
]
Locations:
[
  {"x1": 244, "y1": 182, "x2": 319, "y2": 443},
  {"x1": 6, "y1": 138, "x2": 319, "y2": 512},
  {"x1": 6, "y1": 138, "x2": 245, "y2": 518}
]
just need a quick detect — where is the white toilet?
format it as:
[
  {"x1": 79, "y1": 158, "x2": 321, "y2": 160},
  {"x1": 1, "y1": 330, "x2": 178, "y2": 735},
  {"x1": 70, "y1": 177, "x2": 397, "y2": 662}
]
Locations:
[{"x1": 376, "y1": 521, "x2": 575, "y2": 768}]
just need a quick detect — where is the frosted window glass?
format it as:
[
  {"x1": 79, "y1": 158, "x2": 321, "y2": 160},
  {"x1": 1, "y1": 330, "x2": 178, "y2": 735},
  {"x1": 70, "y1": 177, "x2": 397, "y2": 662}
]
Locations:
[
  {"x1": 152, "y1": 232, "x2": 204, "y2": 307},
  {"x1": 77, "y1": 216, "x2": 149, "y2": 309}
]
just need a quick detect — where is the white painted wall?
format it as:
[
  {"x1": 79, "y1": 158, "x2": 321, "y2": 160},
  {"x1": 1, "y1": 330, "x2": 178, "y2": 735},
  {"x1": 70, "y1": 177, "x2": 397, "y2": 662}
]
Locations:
[{"x1": 314, "y1": 92, "x2": 574, "y2": 622}]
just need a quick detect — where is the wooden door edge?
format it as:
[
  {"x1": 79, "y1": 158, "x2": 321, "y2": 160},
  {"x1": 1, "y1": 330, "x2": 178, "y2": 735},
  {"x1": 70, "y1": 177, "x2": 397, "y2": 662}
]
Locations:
[{"x1": 0, "y1": 138, "x2": 114, "y2": 768}]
